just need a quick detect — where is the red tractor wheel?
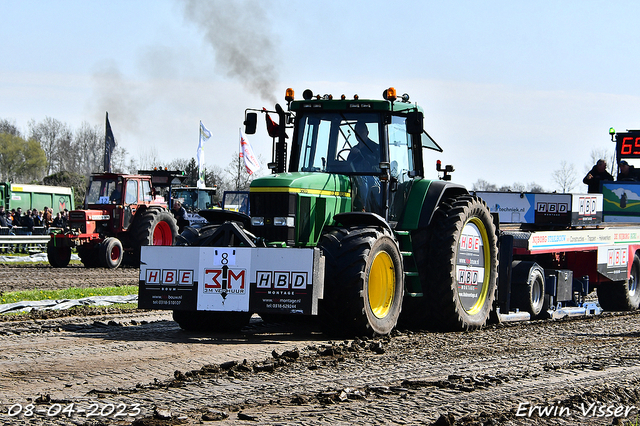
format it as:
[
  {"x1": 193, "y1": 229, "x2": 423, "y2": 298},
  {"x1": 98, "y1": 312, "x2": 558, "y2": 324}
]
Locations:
[
  {"x1": 152, "y1": 220, "x2": 174, "y2": 246},
  {"x1": 127, "y1": 207, "x2": 178, "y2": 265},
  {"x1": 100, "y1": 237, "x2": 123, "y2": 269}
]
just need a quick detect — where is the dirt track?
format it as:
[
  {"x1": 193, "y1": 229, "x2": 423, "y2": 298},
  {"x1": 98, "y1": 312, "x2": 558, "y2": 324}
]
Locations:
[
  {"x1": 2, "y1": 265, "x2": 640, "y2": 425},
  {"x1": 0, "y1": 264, "x2": 139, "y2": 292}
]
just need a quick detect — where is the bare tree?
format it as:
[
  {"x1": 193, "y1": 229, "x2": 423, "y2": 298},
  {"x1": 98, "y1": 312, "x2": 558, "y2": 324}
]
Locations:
[
  {"x1": 28, "y1": 117, "x2": 72, "y2": 175},
  {"x1": 111, "y1": 146, "x2": 129, "y2": 173},
  {"x1": 471, "y1": 179, "x2": 498, "y2": 191},
  {"x1": 526, "y1": 182, "x2": 546, "y2": 193},
  {"x1": 511, "y1": 182, "x2": 526, "y2": 192},
  {"x1": 552, "y1": 160, "x2": 577, "y2": 193},
  {"x1": 225, "y1": 152, "x2": 264, "y2": 191},
  {"x1": 73, "y1": 122, "x2": 103, "y2": 176},
  {"x1": 137, "y1": 146, "x2": 161, "y2": 171}
]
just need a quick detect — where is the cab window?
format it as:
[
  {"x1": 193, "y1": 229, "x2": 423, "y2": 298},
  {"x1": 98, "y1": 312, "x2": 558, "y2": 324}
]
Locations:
[
  {"x1": 125, "y1": 180, "x2": 138, "y2": 204},
  {"x1": 388, "y1": 115, "x2": 412, "y2": 183},
  {"x1": 141, "y1": 180, "x2": 152, "y2": 202}
]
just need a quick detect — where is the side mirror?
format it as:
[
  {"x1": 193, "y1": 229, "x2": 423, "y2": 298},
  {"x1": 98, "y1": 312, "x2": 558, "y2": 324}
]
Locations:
[
  {"x1": 244, "y1": 112, "x2": 257, "y2": 135},
  {"x1": 406, "y1": 111, "x2": 424, "y2": 135}
]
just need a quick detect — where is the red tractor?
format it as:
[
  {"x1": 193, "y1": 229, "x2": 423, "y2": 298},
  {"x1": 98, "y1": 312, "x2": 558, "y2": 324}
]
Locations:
[{"x1": 48, "y1": 170, "x2": 183, "y2": 269}]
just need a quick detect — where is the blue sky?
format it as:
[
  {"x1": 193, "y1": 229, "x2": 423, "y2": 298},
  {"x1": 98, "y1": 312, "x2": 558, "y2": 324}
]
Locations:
[{"x1": 1, "y1": 0, "x2": 639, "y2": 191}]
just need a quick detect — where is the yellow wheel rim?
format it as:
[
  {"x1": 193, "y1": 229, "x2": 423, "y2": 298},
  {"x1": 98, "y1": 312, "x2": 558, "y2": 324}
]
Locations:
[
  {"x1": 368, "y1": 251, "x2": 396, "y2": 318},
  {"x1": 461, "y1": 217, "x2": 491, "y2": 315}
]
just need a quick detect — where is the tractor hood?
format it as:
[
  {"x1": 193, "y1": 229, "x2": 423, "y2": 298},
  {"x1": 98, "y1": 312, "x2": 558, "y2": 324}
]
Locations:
[
  {"x1": 249, "y1": 172, "x2": 352, "y2": 246},
  {"x1": 250, "y1": 172, "x2": 351, "y2": 197}
]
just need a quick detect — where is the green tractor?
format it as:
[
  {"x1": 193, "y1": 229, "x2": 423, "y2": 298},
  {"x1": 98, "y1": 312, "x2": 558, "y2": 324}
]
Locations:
[{"x1": 140, "y1": 87, "x2": 498, "y2": 336}]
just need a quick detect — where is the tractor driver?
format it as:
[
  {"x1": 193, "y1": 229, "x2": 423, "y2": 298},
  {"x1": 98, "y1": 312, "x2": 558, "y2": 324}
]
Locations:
[
  {"x1": 109, "y1": 182, "x2": 123, "y2": 203},
  {"x1": 347, "y1": 121, "x2": 380, "y2": 172}
]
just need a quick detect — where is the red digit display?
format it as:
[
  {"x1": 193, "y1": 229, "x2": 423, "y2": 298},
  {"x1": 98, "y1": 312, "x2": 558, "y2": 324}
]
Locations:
[{"x1": 616, "y1": 132, "x2": 640, "y2": 159}]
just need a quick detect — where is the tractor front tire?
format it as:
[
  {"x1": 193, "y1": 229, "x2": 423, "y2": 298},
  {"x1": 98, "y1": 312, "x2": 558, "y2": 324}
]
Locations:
[
  {"x1": 319, "y1": 227, "x2": 404, "y2": 337},
  {"x1": 47, "y1": 243, "x2": 71, "y2": 268},
  {"x1": 100, "y1": 237, "x2": 123, "y2": 269},
  {"x1": 413, "y1": 194, "x2": 498, "y2": 331},
  {"x1": 597, "y1": 253, "x2": 640, "y2": 311}
]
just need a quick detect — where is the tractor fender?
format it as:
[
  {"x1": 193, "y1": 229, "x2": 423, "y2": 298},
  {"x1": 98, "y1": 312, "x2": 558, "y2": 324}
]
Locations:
[
  {"x1": 198, "y1": 209, "x2": 252, "y2": 229},
  {"x1": 333, "y1": 212, "x2": 394, "y2": 235},
  {"x1": 397, "y1": 179, "x2": 468, "y2": 230}
]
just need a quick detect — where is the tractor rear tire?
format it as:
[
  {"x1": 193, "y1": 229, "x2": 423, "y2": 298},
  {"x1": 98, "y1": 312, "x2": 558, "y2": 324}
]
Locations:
[
  {"x1": 100, "y1": 237, "x2": 123, "y2": 269},
  {"x1": 47, "y1": 243, "x2": 71, "y2": 268},
  {"x1": 412, "y1": 194, "x2": 498, "y2": 331},
  {"x1": 128, "y1": 208, "x2": 178, "y2": 264},
  {"x1": 597, "y1": 253, "x2": 640, "y2": 311},
  {"x1": 172, "y1": 310, "x2": 252, "y2": 332},
  {"x1": 319, "y1": 226, "x2": 404, "y2": 337}
]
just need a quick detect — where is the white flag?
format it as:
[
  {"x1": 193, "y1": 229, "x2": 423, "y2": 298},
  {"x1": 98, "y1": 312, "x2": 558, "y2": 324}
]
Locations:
[
  {"x1": 240, "y1": 130, "x2": 261, "y2": 175},
  {"x1": 197, "y1": 121, "x2": 211, "y2": 188},
  {"x1": 200, "y1": 121, "x2": 211, "y2": 141}
]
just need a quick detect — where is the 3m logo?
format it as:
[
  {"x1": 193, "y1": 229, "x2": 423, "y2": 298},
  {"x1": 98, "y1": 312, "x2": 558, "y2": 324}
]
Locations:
[
  {"x1": 607, "y1": 248, "x2": 628, "y2": 267},
  {"x1": 537, "y1": 202, "x2": 569, "y2": 213},
  {"x1": 145, "y1": 269, "x2": 193, "y2": 286},
  {"x1": 203, "y1": 266, "x2": 246, "y2": 294},
  {"x1": 255, "y1": 271, "x2": 308, "y2": 290},
  {"x1": 579, "y1": 197, "x2": 598, "y2": 216}
]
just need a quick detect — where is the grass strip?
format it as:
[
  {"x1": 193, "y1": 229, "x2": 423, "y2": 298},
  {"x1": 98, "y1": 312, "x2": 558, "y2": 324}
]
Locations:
[{"x1": 0, "y1": 286, "x2": 138, "y2": 305}]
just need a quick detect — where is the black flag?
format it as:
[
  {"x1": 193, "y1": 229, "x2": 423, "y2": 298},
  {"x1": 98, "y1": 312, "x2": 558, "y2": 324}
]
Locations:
[{"x1": 104, "y1": 112, "x2": 115, "y2": 172}]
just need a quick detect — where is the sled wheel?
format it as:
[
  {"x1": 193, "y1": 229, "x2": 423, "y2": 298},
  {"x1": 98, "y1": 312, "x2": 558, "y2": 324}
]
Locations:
[
  {"x1": 100, "y1": 237, "x2": 123, "y2": 269},
  {"x1": 511, "y1": 261, "x2": 546, "y2": 318},
  {"x1": 415, "y1": 194, "x2": 498, "y2": 331},
  {"x1": 172, "y1": 310, "x2": 252, "y2": 332},
  {"x1": 597, "y1": 253, "x2": 640, "y2": 311},
  {"x1": 319, "y1": 227, "x2": 404, "y2": 336},
  {"x1": 47, "y1": 243, "x2": 71, "y2": 268}
]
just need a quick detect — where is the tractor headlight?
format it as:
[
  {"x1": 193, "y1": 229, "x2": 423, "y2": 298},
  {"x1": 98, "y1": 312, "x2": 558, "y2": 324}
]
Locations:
[
  {"x1": 274, "y1": 217, "x2": 294, "y2": 227},
  {"x1": 251, "y1": 217, "x2": 265, "y2": 226}
]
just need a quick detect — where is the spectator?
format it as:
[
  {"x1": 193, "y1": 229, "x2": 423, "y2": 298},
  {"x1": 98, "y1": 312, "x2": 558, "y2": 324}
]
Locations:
[
  {"x1": 13, "y1": 207, "x2": 23, "y2": 227},
  {"x1": 0, "y1": 206, "x2": 9, "y2": 228},
  {"x1": 617, "y1": 160, "x2": 638, "y2": 182},
  {"x1": 32, "y1": 209, "x2": 43, "y2": 227},
  {"x1": 62, "y1": 209, "x2": 69, "y2": 227},
  {"x1": 171, "y1": 200, "x2": 189, "y2": 233},
  {"x1": 42, "y1": 206, "x2": 52, "y2": 228},
  {"x1": 23, "y1": 210, "x2": 34, "y2": 235},
  {"x1": 583, "y1": 159, "x2": 613, "y2": 193},
  {"x1": 52, "y1": 212, "x2": 64, "y2": 228}
]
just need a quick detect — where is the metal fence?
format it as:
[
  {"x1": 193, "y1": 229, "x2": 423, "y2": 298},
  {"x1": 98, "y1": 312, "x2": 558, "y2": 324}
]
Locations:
[{"x1": 0, "y1": 227, "x2": 53, "y2": 253}]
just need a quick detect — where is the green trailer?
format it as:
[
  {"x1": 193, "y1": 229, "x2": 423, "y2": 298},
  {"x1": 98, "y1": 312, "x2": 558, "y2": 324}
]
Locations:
[{"x1": 0, "y1": 182, "x2": 74, "y2": 213}]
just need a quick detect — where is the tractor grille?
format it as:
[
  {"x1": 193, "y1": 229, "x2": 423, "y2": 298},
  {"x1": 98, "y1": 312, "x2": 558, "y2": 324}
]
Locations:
[
  {"x1": 69, "y1": 211, "x2": 86, "y2": 221},
  {"x1": 250, "y1": 192, "x2": 296, "y2": 244},
  {"x1": 69, "y1": 211, "x2": 87, "y2": 233}
]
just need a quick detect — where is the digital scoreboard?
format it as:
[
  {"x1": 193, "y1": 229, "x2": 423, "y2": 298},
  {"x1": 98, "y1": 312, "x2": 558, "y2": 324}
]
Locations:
[{"x1": 615, "y1": 130, "x2": 640, "y2": 159}]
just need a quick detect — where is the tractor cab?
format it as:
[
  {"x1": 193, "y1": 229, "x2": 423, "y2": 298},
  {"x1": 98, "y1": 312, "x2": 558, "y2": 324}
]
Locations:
[
  {"x1": 244, "y1": 88, "x2": 449, "y2": 246},
  {"x1": 77, "y1": 173, "x2": 163, "y2": 234}
]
